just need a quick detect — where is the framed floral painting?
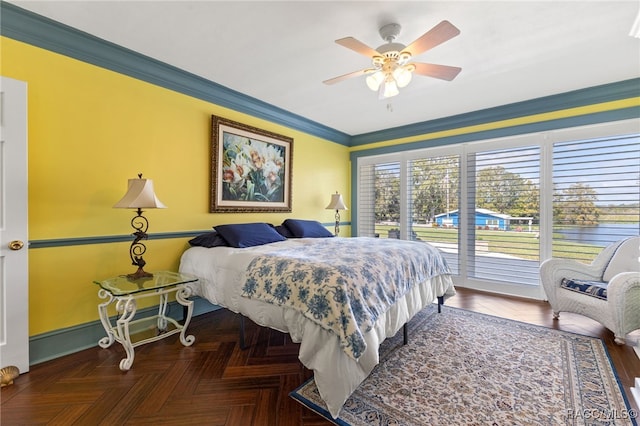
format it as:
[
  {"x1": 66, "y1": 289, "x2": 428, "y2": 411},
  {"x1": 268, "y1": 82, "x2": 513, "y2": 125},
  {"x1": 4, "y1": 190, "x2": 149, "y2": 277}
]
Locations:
[{"x1": 211, "y1": 115, "x2": 293, "y2": 213}]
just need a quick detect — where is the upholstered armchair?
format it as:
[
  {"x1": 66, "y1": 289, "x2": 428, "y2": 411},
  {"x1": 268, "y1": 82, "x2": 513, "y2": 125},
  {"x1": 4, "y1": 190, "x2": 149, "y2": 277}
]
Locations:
[{"x1": 540, "y1": 236, "x2": 640, "y2": 345}]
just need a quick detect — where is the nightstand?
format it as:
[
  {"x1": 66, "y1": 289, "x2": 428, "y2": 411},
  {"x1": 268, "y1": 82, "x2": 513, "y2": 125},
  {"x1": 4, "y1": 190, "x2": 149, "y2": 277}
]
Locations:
[{"x1": 94, "y1": 271, "x2": 198, "y2": 371}]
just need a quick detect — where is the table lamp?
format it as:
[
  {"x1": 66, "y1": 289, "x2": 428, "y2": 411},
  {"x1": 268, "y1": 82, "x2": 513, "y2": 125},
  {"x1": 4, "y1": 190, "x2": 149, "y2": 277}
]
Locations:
[
  {"x1": 325, "y1": 192, "x2": 348, "y2": 236},
  {"x1": 114, "y1": 173, "x2": 166, "y2": 279}
]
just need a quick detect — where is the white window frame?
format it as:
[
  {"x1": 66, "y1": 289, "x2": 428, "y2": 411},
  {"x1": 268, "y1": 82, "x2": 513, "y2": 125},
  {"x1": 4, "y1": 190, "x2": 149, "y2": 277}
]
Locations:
[{"x1": 355, "y1": 118, "x2": 639, "y2": 299}]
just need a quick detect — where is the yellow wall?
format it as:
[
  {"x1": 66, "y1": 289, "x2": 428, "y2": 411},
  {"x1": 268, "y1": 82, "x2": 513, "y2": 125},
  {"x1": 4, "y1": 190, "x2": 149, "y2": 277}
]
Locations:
[{"x1": 2, "y1": 37, "x2": 350, "y2": 335}]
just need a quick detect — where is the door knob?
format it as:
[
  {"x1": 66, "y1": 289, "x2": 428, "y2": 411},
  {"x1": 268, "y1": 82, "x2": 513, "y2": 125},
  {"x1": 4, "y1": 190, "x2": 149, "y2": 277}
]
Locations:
[{"x1": 8, "y1": 240, "x2": 24, "y2": 251}]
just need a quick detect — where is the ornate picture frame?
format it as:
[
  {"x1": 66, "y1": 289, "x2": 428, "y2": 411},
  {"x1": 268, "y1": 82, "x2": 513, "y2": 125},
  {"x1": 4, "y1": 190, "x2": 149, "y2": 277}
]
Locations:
[{"x1": 211, "y1": 115, "x2": 293, "y2": 213}]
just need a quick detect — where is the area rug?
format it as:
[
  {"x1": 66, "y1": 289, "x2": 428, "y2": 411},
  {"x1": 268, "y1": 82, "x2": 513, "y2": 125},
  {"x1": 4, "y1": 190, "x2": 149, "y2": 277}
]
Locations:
[{"x1": 291, "y1": 305, "x2": 638, "y2": 425}]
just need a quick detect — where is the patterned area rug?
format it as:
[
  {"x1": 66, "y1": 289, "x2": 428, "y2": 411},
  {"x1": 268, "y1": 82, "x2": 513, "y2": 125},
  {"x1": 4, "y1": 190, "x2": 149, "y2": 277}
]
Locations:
[{"x1": 291, "y1": 305, "x2": 638, "y2": 425}]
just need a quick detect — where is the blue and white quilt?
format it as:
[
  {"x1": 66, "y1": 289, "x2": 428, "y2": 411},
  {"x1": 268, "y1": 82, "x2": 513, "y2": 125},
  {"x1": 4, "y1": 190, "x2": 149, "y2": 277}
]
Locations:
[{"x1": 241, "y1": 237, "x2": 451, "y2": 360}]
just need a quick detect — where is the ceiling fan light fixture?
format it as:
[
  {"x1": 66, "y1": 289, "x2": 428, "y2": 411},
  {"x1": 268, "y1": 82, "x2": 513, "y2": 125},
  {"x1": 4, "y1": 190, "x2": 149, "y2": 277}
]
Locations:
[
  {"x1": 380, "y1": 79, "x2": 399, "y2": 99},
  {"x1": 325, "y1": 20, "x2": 461, "y2": 98},
  {"x1": 393, "y1": 66, "x2": 413, "y2": 88},
  {"x1": 397, "y1": 51, "x2": 412, "y2": 65},
  {"x1": 366, "y1": 71, "x2": 384, "y2": 91},
  {"x1": 372, "y1": 56, "x2": 385, "y2": 67}
]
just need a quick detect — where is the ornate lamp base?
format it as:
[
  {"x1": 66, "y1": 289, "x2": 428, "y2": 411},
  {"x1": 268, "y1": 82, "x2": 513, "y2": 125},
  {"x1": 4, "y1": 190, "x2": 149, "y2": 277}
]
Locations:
[
  {"x1": 127, "y1": 267, "x2": 153, "y2": 280},
  {"x1": 125, "y1": 209, "x2": 154, "y2": 281}
]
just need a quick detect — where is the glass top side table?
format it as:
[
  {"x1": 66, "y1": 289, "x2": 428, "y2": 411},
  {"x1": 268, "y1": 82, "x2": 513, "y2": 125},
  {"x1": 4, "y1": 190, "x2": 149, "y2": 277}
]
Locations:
[
  {"x1": 94, "y1": 270, "x2": 198, "y2": 296},
  {"x1": 94, "y1": 271, "x2": 199, "y2": 371}
]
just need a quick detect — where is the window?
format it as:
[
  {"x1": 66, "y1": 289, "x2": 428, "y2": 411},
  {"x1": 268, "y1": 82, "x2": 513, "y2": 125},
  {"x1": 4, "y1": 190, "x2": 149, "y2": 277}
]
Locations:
[
  {"x1": 552, "y1": 133, "x2": 640, "y2": 263},
  {"x1": 466, "y1": 145, "x2": 541, "y2": 286},
  {"x1": 408, "y1": 155, "x2": 460, "y2": 274},
  {"x1": 354, "y1": 119, "x2": 639, "y2": 298},
  {"x1": 357, "y1": 161, "x2": 400, "y2": 238}
]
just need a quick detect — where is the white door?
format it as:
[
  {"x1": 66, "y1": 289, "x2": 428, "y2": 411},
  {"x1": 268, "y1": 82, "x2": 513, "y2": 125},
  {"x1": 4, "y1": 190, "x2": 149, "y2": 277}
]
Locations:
[{"x1": 0, "y1": 77, "x2": 29, "y2": 374}]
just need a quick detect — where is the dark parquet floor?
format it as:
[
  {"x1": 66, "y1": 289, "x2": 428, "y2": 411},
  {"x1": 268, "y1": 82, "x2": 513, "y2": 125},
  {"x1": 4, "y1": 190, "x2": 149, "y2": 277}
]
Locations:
[{"x1": 2, "y1": 287, "x2": 639, "y2": 425}]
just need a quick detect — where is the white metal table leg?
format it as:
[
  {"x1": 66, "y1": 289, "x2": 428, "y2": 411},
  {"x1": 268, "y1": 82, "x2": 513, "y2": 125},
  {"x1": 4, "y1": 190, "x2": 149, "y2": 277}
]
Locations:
[
  {"x1": 175, "y1": 286, "x2": 195, "y2": 346},
  {"x1": 157, "y1": 292, "x2": 169, "y2": 332},
  {"x1": 115, "y1": 297, "x2": 137, "y2": 371},
  {"x1": 97, "y1": 289, "x2": 115, "y2": 348}
]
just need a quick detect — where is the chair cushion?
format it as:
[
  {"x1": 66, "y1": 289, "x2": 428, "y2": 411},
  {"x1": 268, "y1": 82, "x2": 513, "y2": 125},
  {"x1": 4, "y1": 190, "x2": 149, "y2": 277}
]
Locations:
[
  {"x1": 602, "y1": 237, "x2": 640, "y2": 282},
  {"x1": 560, "y1": 278, "x2": 608, "y2": 300}
]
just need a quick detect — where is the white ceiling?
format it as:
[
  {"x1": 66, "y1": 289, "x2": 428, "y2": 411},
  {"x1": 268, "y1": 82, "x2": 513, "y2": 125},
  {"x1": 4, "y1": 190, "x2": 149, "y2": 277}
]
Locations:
[{"x1": 10, "y1": 0, "x2": 640, "y2": 136}]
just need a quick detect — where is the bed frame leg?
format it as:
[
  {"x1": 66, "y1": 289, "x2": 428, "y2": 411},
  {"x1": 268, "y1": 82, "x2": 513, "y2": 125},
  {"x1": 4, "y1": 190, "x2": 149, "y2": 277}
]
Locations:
[
  {"x1": 403, "y1": 295, "x2": 445, "y2": 346},
  {"x1": 239, "y1": 314, "x2": 247, "y2": 350}
]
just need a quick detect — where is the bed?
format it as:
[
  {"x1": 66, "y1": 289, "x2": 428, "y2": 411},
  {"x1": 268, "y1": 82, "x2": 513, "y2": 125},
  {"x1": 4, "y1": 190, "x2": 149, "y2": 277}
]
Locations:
[{"x1": 178, "y1": 221, "x2": 455, "y2": 418}]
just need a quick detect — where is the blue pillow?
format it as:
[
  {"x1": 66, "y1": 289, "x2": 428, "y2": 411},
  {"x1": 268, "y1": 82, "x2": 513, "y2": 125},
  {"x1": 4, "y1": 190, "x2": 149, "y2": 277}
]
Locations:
[
  {"x1": 188, "y1": 232, "x2": 228, "y2": 248},
  {"x1": 275, "y1": 224, "x2": 294, "y2": 238},
  {"x1": 214, "y1": 223, "x2": 286, "y2": 248},
  {"x1": 283, "y1": 219, "x2": 334, "y2": 238}
]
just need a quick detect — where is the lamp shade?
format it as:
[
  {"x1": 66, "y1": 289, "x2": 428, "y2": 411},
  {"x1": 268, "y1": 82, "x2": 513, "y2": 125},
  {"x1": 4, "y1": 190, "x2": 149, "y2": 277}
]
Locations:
[
  {"x1": 393, "y1": 65, "x2": 413, "y2": 88},
  {"x1": 325, "y1": 192, "x2": 348, "y2": 211},
  {"x1": 114, "y1": 175, "x2": 167, "y2": 209},
  {"x1": 366, "y1": 71, "x2": 384, "y2": 91},
  {"x1": 381, "y1": 79, "x2": 400, "y2": 99}
]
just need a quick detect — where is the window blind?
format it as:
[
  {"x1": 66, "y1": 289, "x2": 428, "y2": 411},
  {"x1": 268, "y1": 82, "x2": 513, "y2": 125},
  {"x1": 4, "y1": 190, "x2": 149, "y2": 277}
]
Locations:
[
  {"x1": 408, "y1": 155, "x2": 460, "y2": 274},
  {"x1": 552, "y1": 134, "x2": 640, "y2": 263},
  {"x1": 357, "y1": 161, "x2": 400, "y2": 238},
  {"x1": 466, "y1": 145, "x2": 541, "y2": 285}
]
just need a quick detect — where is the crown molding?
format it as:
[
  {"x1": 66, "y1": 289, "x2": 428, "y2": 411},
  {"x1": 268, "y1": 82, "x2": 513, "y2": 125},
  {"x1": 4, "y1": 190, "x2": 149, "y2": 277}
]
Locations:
[
  {"x1": 350, "y1": 78, "x2": 640, "y2": 146},
  {"x1": 349, "y1": 107, "x2": 640, "y2": 161}
]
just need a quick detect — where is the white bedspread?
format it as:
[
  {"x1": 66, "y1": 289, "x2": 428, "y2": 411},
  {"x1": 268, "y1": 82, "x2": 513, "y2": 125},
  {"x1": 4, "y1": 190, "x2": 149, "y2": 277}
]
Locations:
[{"x1": 179, "y1": 238, "x2": 456, "y2": 418}]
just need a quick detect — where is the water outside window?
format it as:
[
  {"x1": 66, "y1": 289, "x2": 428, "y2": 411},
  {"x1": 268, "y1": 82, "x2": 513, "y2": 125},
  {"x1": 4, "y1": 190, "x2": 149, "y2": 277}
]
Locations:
[{"x1": 552, "y1": 134, "x2": 640, "y2": 262}]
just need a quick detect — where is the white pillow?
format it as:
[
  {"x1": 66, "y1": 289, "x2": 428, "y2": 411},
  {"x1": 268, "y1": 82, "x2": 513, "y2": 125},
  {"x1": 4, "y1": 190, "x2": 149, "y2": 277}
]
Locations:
[{"x1": 602, "y1": 237, "x2": 640, "y2": 282}]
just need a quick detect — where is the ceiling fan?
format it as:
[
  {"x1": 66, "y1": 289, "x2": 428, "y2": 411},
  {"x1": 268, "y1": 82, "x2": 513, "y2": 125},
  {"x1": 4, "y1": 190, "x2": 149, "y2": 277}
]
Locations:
[{"x1": 323, "y1": 21, "x2": 462, "y2": 99}]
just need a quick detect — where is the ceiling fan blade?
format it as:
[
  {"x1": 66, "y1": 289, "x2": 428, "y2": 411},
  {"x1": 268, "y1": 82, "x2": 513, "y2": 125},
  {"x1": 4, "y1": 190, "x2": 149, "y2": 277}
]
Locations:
[
  {"x1": 403, "y1": 20, "x2": 460, "y2": 56},
  {"x1": 323, "y1": 68, "x2": 371, "y2": 85},
  {"x1": 412, "y1": 63, "x2": 462, "y2": 81},
  {"x1": 335, "y1": 37, "x2": 381, "y2": 58}
]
